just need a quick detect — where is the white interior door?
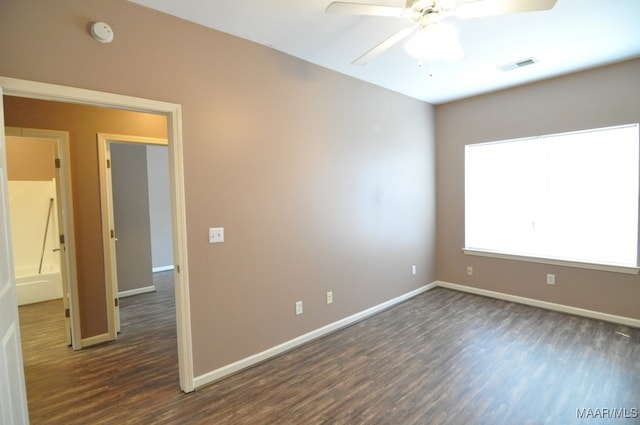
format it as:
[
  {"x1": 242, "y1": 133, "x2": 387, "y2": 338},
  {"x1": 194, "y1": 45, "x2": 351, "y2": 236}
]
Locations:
[
  {"x1": 0, "y1": 89, "x2": 29, "y2": 425},
  {"x1": 97, "y1": 139, "x2": 119, "y2": 336}
]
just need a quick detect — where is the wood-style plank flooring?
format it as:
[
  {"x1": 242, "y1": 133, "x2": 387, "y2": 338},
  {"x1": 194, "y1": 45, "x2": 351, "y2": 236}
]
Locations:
[{"x1": 20, "y1": 272, "x2": 640, "y2": 424}]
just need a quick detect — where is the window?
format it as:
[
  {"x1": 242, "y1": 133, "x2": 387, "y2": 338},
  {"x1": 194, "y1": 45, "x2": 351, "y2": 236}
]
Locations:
[{"x1": 464, "y1": 123, "x2": 639, "y2": 272}]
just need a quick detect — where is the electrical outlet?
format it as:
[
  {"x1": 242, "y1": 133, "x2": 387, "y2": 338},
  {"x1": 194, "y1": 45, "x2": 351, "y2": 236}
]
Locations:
[
  {"x1": 326, "y1": 291, "x2": 333, "y2": 304},
  {"x1": 546, "y1": 273, "x2": 556, "y2": 285},
  {"x1": 466, "y1": 266, "x2": 473, "y2": 276},
  {"x1": 208, "y1": 227, "x2": 224, "y2": 243},
  {"x1": 295, "y1": 301, "x2": 303, "y2": 315},
  {"x1": 411, "y1": 265, "x2": 417, "y2": 275}
]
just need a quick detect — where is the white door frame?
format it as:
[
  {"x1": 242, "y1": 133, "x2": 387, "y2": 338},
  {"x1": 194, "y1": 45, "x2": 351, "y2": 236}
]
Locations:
[
  {"x1": 0, "y1": 76, "x2": 195, "y2": 393},
  {"x1": 5, "y1": 127, "x2": 80, "y2": 349},
  {"x1": 97, "y1": 134, "x2": 169, "y2": 338}
]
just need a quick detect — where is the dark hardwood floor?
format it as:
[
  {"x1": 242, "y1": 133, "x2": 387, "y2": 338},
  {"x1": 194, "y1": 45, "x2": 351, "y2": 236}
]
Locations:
[{"x1": 19, "y1": 273, "x2": 640, "y2": 424}]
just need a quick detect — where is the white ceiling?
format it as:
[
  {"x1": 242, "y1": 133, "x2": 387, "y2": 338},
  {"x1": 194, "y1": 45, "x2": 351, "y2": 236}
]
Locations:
[{"x1": 129, "y1": 0, "x2": 640, "y2": 104}]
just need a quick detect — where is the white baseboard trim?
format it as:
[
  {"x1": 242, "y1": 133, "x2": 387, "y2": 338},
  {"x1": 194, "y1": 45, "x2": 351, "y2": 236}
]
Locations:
[
  {"x1": 80, "y1": 333, "x2": 112, "y2": 348},
  {"x1": 153, "y1": 265, "x2": 174, "y2": 273},
  {"x1": 436, "y1": 281, "x2": 640, "y2": 329},
  {"x1": 193, "y1": 281, "x2": 438, "y2": 390},
  {"x1": 118, "y1": 285, "x2": 156, "y2": 298}
]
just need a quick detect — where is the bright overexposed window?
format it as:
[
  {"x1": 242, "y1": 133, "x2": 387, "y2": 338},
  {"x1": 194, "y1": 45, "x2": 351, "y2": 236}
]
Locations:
[{"x1": 465, "y1": 123, "x2": 639, "y2": 269}]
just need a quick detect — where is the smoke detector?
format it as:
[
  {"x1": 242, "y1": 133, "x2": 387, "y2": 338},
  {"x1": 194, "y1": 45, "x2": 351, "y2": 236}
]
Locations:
[{"x1": 91, "y1": 22, "x2": 114, "y2": 44}]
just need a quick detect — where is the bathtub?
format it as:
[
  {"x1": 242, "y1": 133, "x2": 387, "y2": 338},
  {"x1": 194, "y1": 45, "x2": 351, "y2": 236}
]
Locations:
[
  {"x1": 15, "y1": 265, "x2": 63, "y2": 306},
  {"x1": 9, "y1": 179, "x2": 63, "y2": 306}
]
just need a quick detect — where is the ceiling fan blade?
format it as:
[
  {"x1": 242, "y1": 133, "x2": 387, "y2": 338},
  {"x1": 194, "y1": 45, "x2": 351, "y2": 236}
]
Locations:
[
  {"x1": 352, "y1": 26, "x2": 416, "y2": 65},
  {"x1": 325, "y1": 2, "x2": 406, "y2": 17},
  {"x1": 456, "y1": 0, "x2": 557, "y2": 19}
]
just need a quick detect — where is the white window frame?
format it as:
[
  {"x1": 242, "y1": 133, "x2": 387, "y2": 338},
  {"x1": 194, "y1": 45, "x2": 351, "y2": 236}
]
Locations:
[{"x1": 463, "y1": 123, "x2": 640, "y2": 275}]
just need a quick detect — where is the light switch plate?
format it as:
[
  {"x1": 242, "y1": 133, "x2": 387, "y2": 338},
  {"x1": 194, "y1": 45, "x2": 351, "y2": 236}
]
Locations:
[{"x1": 208, "y1": 227, "x2": 224, "y2": 243}]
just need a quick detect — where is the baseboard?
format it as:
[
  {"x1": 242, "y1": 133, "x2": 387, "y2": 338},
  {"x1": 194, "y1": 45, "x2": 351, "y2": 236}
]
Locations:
[
  {"x1": 436, "y1": 281, "x2": 640, "y2": 329},
  {"x1": 118, "y1": 285, "x2": 156, "y2": 298},
  {"x1": 80, "y1": 333, "x2": 112, "y2": 348},
  {"x1": 193, "y1": 281, "x2": 439, "y2": 390},
  {"x1": 153, "y1": 265, "x2": 174, "y2": 273}
]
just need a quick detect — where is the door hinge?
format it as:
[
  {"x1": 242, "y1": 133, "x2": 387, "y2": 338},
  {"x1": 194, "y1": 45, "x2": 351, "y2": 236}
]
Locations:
[
  {"x1": 176, "y1": 265, "x2": 180, "y2": 273},
  {"x1": 59, "y1": 234, "x2": 65, "y2": 244},
  {"x1": 65, "y1": 308, "x2": 70, "y2": 318},
  {"x1": 115, "y1": 298, "x2": 119, "y2": 307},
  {"x1": 106, "y1": 159, "x2": 111, "y2": 168},
  {"x1": 110, "y1": 229, "x2": 115, "y2": 238},
  {"x1": 55, "y1": 158, "x2": 61, "y2": 168}
]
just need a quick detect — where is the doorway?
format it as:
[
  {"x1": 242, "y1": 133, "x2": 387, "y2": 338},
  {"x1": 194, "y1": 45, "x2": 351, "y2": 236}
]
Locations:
[
  {"x1": 98, "y1": 135, "x2": 172, "y2": 335},
  {"x1": 0, "y1": 76, "x2": 195, "y2": 395},
  {"x1": 5, "y1": 128, "x2": 78, "y2": 348},
  {"x1": 8, "y1": 136, "x2": 62, "y2": 304}
]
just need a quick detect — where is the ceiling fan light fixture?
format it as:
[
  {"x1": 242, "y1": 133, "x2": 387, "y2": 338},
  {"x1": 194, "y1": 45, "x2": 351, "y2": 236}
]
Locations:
[{"x1": 403, "y1": 23, "x2": 464, "y2": 62}]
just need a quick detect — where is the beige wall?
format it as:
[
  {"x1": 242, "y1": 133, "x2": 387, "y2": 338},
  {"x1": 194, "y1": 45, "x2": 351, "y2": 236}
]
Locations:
[
  {"x1": 435, "y1": 58, "x2": 640, "y2": 319},
  {"x1": 3, "y1": 96, "x2": 168, "y2": 338},
  {"x1": 0, "y1": 0, "x2": 436, "y2": 376},
  {"x1": 6, "y1": 137, "x2": 55, "y2": 181}
]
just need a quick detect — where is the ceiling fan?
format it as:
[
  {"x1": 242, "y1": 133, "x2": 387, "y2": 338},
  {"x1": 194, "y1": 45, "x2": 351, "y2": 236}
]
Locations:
[{"x1": 325, "y1": 0, "x2": 558, "y2": 65}]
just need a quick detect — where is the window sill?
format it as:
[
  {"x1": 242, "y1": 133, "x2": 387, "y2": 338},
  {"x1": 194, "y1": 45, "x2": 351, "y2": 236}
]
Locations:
[{"x1": 462, "y1": 248, "x2": 639, "y2": 275}]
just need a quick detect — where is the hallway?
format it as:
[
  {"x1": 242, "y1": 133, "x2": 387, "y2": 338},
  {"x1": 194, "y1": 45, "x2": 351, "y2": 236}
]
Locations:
[{"x1": 19, "y1": 271, "x2": 179, "y2": 424}]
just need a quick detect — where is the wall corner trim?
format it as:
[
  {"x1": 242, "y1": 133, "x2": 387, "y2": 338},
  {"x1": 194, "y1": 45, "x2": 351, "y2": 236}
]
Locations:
[
  {"x1": 436, "y1": 281, "x2": 640, "y2": 328},
  {"x1": 193, "y1": 282, "x2": 438, "y2": 390}
]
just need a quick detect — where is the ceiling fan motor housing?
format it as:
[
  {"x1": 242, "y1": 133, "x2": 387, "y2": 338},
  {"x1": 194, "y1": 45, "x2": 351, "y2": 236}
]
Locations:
[{"x1": 406, "y1": 0, "x2": 456, "y2": 25}]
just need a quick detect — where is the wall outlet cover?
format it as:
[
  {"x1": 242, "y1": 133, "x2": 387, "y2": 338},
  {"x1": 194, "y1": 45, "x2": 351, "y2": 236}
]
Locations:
[{"x1": 208, "y1": 227, "x2": 224, "y2": 243}]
